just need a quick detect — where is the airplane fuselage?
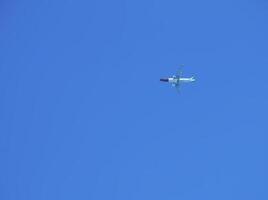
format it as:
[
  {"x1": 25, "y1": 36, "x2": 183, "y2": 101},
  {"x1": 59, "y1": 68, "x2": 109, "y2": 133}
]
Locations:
[
  {"x1": 160, "y1": 77, "x2": 195, "y2": 84},
  {"x1": 178, "y1": 77, "x2": 195, "y2": 83}
]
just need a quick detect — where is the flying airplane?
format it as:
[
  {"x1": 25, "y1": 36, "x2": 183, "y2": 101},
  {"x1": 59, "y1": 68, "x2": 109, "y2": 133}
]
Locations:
[{"x1": 160, "y1": 67, "x2": 195, "y2": 92}]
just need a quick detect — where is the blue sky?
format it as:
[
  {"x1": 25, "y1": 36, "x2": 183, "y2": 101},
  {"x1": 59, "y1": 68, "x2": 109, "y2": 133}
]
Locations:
[{"x1": 1, "y1": 0, "x2": 268, "y2": 199}]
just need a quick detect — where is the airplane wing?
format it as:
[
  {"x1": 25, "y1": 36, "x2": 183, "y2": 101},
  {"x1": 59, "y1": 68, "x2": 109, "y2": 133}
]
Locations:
[
  {"x1": 175, "y1": 83, "x2": 180, "y2": 93},
  {"x1": 175, "y1": 64, "x2": 184, "y2": 93},
  {"x1": 176, "y1": 64, "x2": 184, "y2": 78}
]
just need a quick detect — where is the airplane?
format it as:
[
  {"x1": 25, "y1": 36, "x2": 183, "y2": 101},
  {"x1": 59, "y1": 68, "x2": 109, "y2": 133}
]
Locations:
[{"x1": 160, "y1": 67, "x2": 195, "y2": 92}]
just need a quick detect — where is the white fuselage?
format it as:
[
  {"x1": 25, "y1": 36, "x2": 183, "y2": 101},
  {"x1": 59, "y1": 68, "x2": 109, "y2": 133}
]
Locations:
[{"x1": 168, "y1": 77, "x2": 195, "y2": 83}]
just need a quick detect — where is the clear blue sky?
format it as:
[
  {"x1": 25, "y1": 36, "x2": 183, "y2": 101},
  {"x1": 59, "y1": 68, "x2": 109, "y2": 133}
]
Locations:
[{"x1": 1, "y1": 0, "x2": 268, "y2": 199}]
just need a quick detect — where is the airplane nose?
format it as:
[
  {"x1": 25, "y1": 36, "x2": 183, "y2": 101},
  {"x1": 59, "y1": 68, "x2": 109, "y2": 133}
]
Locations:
[{"x1": 160, "y1": 78, "x2": 168, "y2": 82}]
